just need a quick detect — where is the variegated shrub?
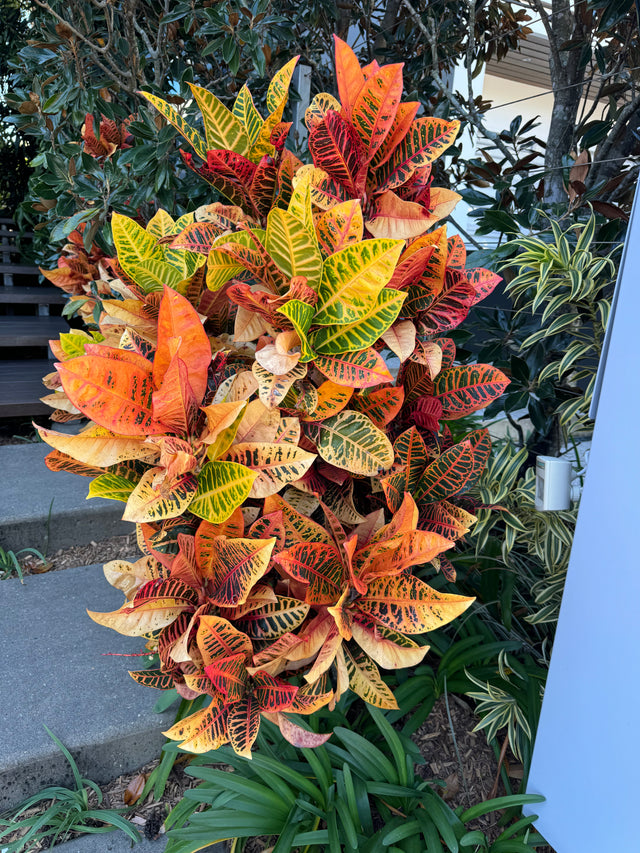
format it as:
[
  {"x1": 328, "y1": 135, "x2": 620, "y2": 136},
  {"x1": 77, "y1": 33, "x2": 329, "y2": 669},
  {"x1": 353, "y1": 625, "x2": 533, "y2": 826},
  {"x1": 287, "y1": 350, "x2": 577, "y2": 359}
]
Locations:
[{"x1": 39, "y1": 37, "x2": 509, "y2": 758}]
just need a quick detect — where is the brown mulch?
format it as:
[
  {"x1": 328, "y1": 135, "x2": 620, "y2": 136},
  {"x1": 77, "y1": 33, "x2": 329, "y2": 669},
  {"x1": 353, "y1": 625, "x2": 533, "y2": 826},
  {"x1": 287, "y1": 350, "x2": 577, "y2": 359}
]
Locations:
[
  {"x1": 414, "y1": 695, "x2": 554, "y2": 851},
  {"x1": 16, "y1": 532, "x2": 139, "y2": 576}
]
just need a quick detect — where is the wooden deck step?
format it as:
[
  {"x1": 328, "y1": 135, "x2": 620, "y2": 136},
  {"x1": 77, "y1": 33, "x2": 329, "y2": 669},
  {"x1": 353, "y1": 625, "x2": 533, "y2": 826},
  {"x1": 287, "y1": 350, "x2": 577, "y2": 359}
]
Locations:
[
  {"x1": 0, "y1": 360, "x2": 56, "y2": 416},
  {"x1": 0, "y1": 286, "x2": 66, "y2": 305},
  {"x1": 0, "y1": 263, "x2": 41, "y2": 276},
  {"x1": 0, "y1": 316, "x2": 68, "y2": 347}
]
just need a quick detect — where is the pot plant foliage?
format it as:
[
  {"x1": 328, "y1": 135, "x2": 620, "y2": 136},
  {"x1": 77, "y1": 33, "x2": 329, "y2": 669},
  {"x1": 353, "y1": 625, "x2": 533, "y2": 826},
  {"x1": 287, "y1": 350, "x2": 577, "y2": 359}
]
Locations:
[{"x1": 38, "y1": 38, "x2": 509, "y2": 759}]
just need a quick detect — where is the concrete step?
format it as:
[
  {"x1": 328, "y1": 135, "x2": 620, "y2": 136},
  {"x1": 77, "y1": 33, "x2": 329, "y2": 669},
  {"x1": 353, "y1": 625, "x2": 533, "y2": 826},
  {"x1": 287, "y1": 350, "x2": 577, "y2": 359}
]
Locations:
[
  {"x1": 51, "y1": 832, "x2": 225, "y2": 852},
  {"x1": 47, "y1": 833, "x2": 167, "y2": 852},
  {"x1": 0, "y1": 564, "x2": 174, "y2": 812},
  {"x1": 0, "y1": 443, "x2": 133, "y2": 552}
]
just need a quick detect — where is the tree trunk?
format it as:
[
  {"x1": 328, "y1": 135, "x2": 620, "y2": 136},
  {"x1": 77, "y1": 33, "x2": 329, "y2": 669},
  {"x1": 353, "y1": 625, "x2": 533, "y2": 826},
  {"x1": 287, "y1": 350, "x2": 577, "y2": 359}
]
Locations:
[{"x1": 539, "y1": 0, "x2": 588, "y2": 204}]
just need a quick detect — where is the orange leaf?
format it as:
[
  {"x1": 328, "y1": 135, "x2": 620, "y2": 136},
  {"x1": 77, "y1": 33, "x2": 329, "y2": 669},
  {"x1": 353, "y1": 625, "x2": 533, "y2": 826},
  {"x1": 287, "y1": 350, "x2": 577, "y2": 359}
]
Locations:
[
  {"x1": 314, "y1": 348, "x2": 392, "y2": 388},
  {"x1": 359, "y1": 574, "x2": 473, "y2": 634},
  {"x1": 351, "y1": 63, "x2": 403, "y2": 161},
  {"x1": 333, "y1": 35, "x2": 365, "y2": 117},
  {"x1": 153, "y1": 285, "x2": 210, "y2": 403},
  {"x1": 57, "y1": 350, "x2": 163, "y2": 437}
]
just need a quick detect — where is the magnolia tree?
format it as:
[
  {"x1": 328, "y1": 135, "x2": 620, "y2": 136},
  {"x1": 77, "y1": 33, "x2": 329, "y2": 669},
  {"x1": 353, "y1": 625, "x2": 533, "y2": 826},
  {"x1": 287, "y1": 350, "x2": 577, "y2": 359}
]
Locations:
[{"x1": 39, "y1": 38, "x2": 509, "y2": 758}]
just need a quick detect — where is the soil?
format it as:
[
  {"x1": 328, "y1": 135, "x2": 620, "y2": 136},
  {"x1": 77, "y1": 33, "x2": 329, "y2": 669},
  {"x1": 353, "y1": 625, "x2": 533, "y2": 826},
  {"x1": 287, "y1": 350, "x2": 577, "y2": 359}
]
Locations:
[{"x1": 17, "y1": 532, "x2": 139, "y2": 576}]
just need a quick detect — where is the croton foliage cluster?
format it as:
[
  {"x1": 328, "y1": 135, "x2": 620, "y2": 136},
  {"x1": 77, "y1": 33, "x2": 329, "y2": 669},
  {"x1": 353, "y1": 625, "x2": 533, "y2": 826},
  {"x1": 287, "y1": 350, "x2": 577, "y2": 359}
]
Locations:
[{"x1": 39, "y1": 38, "x2": 509, "y2": 759}]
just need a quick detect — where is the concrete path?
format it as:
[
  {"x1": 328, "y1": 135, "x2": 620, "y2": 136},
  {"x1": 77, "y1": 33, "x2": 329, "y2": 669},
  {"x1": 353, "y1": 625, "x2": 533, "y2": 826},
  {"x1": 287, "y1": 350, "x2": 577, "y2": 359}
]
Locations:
[
  {"x1": 50, "y1": 832, "x2": 225, "y2": 852},
  {"x1": 0, "y1": 564, "x2": 173, "y2": 810},
  {"x1": 0, "y1": 443, "x2": 132, "y2": 552}
]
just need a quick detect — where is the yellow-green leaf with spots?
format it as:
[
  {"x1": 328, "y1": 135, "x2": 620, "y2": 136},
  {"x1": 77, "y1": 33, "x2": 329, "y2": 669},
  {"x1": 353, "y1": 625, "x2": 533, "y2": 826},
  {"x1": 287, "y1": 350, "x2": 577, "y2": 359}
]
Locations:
[
  {"x1": 341, "y1": 646, "x2": 398, "y2": 709},
  {"x1": 233, "y1": 84, "x2": 264, "y2": 144},
  {"x1": 188, "y1": 82, "x2": 250, "y2": 156},
  {"x1": 189, "y1": 460, "x2": 257, "y2": 524},
  {"x1": 276, "y1": 300, "x2": 315, "y2": 362},
  {"x1": 87, "y1": 472, "x2": 136, "y2": 503},
  {"x1": 287, "y1": 176, "x2": 314, "y2": 235},
  {"x1": 310, "y1": 288, "x2": 405, "y2": 355},
  {"x1": 146, "y1": 208, "x2": 176, "y2": 239},
  {"x1": 314, "y1": 238, "x2": 404, "y2": 325},
  {"x1": 266, "y1": 56, "x2": 299, "y2": 113},
  {"x1": 265, "y1": 208, "x2": 322, "y2": 290},
  {"x1": 127, "y1": 259, "x2": 190, "y2": 294},
  {"x1": 138, "y1": 91, "x2": 208, "y2": 160},
  {"x1": 314, "y1": 410, "x2": 393, "y2": 475},
  {"x1": 112, "y1": 213, "x2": 163, "y2": 281},
  {"x1": 251, "y1": 57, "x2": 298, "y2": 160},
  {"x1": 221, "y1": 442, "x2": 316, "y2": 499},
  {"x1": 122, "y1": 469, "x2": 198, "y2": 523}
]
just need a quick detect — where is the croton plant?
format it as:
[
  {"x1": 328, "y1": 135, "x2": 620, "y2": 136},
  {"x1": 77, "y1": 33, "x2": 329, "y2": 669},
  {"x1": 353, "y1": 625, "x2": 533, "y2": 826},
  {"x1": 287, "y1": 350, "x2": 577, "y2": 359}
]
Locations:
[{"x1": 38, "y1": 38, "x2": 508, "y2": 758}]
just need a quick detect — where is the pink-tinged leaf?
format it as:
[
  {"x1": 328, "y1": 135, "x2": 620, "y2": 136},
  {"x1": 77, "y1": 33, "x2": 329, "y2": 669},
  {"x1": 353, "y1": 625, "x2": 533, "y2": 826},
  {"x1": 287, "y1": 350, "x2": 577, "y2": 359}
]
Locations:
[
  {"x1": 252, "y1": 670, "x2": 297, "y2": 711},
  {"x1": 467, "y1": 267, "x2": 502, "y2": 305},
  {"x1": 276, "y1": 542, "x2": 345, "y2": 605},
  {"x1": 170, "y1": 221, "x2": 227, "y2": 254},
  {"x1": 314, "y1": 348, "x2": 393, "y2": 388},
  {"x1": 333, "y1": 35, "x2": 365, "y2": 117},
  {"x1": 351, "y1": 63, "x2": 403, "y2": 162},
  {"x1": 434, "y1": 364, "x2": 510, "y2": 419},
  {"x1": 276, "y1": 713, "x2": 332, "y2": 747},
  {"x1": 387, "y1": 245, "x2": 435, "y2": 290},
  {"x1": 439, "y1": 337, "x2": 456, "y2": 368},
  {"x1": 421, "y1": 269, "x2": 476, "y2": 333},
  {"x1": 154, "y1": 286, "x2": 211, "y2": 404},
  {"x1": 308, "y1": 110, "x2": 363, "y2": 195},
  {"x1": 380, "y1": 320, "x2": 416, "y2": 362},
  {"x1": 152, "y1": 355, "x2": 199, "y2": 434},
  {"x1": 365, "y1": 190, "x2": 433, "y2": 240},
  {"x1": 351, "y1": 617, "x2": 429, "y2": 669},
  {"x1": 447, "y1": 234, "x2": 466, "y2": 269},
  {"x1": 250, "y1": 154, "x2": 278, "y2": 218}
]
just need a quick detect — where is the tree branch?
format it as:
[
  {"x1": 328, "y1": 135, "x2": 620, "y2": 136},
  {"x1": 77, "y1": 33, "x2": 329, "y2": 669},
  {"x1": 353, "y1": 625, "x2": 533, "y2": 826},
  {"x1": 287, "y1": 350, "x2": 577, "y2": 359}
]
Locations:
[{"x1": 400, "y1": 0, "x2": 517, "y2": 164}]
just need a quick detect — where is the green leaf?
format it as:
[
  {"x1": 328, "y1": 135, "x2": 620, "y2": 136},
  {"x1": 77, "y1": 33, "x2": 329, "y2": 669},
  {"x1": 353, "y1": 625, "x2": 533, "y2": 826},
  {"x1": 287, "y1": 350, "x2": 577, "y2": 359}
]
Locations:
[
  {"x1": 189, "y1": 461, "x2": 256, "y2": 523},
  {"x1": 265, "y1": 207, "x2": 323, "y2": 289},
  {"x1": 310, "y1": 288, "x2": 405, "y2": 355},
  {"x1": 87, "y1": 473, "x2": 136, "y2": 502},
  {"x1": 314, "y1": 239, "x2": 404, "y2": 325}
]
